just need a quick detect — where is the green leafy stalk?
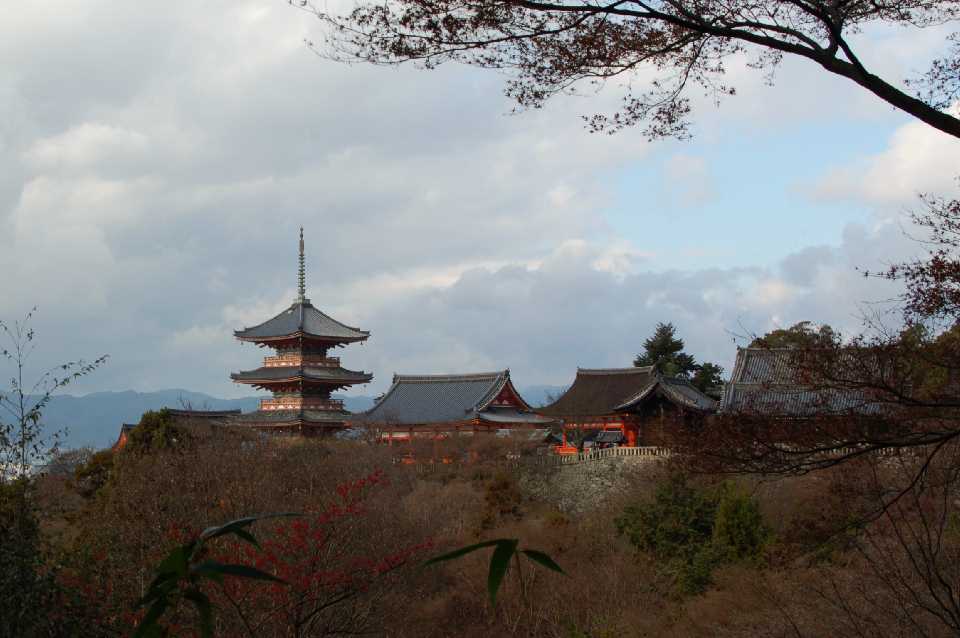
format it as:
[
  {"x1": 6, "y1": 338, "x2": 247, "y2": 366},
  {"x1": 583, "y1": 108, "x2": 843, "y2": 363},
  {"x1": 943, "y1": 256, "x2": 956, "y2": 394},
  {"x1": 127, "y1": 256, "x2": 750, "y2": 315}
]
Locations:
[
  {"x1": 424, "y1": 538, "x2": 565, "y2": 606},
  {"x1": 134, "y1": 512, "x2": 300, "y2": 638}
]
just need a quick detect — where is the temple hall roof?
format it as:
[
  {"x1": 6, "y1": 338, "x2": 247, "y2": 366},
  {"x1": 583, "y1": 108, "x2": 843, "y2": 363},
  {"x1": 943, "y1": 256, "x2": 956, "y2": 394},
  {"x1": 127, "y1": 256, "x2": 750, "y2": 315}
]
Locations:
[
  {"x1": 719, "y1": 348, "x2": 882, "y2": 416},
  {"x1": 234, "y1": 301, "x2": 369, "y2": 343},
  {"x1": 617, "y1": 375, "x2": 717, "y2": 413},
  {"x1": 477, "y1": 408, "x2": 556, "y2": 425},
  {"x1": 360, "y1": 371, "x2": 548, "y2": 426},
  {"x1": 537, "y1": 367, "x2": 656, "y2": 417}
]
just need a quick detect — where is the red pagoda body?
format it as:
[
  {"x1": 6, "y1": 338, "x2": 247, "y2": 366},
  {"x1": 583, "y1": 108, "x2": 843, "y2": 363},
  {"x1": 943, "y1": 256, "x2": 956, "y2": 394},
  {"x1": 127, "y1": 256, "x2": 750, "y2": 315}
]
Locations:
[{"x1": 230, "y1": 229, "x2": 372, "y2": 435}]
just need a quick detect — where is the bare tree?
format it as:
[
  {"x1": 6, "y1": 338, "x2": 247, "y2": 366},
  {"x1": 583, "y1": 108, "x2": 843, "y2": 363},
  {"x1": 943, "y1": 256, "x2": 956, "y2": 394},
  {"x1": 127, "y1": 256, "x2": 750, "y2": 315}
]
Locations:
[{"x1": 0, "y1": 309, "x2": 107, "y2": 482}]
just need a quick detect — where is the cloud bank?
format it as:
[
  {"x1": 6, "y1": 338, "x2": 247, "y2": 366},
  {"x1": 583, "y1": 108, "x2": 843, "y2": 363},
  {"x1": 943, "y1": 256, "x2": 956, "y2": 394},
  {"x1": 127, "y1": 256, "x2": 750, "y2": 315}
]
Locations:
[{"x1": 1, "y1": 0, "x2": 953, "y2": 399}]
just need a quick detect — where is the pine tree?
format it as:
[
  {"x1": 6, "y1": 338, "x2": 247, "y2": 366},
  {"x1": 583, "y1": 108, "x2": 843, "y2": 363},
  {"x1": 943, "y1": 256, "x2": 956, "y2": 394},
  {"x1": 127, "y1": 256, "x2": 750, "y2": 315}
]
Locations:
[
  {"x1": 690, "y1": 362, "x2": 725, "y2": 397},
  {"x1": 635, "y1": 322, "x2": 724, "y2": 392},
  {"x1": 634, "y1": 322, "x2": 697, "y2": 377}
]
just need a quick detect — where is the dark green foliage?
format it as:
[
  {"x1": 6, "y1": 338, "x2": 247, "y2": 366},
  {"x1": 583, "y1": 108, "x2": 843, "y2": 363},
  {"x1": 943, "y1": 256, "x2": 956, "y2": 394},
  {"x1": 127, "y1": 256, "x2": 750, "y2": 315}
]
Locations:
[
  {"x1": 750, "y1": 321, "x2": 840, "y2": 349},
  {"x1": 0, "y1": 480, "x2": 50, "y2": 638},
  {"x1": 126, "y1": 409, "x2": 185, "y2": 454},
  {"x1": 634, "y1": 322, "x2": 697, "y2": 377},
  {"x1": 617, "y1": 474, "x2": 716, "y2": 557},
  {"x1": 424, "y1": 538, "x2": 564, "y2": 606},
  {"x1": 74, "y1": 449, "x2": 114, "y2": 498},
  {"x1": 0, "y1": 480, "x2": 93, "y2": 637},
  {"x1": 634, "y1": 322, "x2": 724, "y2": 389},
  {"x1": 712, "y1": 484, "x2": 772, "y2": 562},
  {"x1": 690, "y1": 361, "x2": 725, "y2": 396},
  {"x1": 616, "y1": 475, "x2": 770, "y2": 595}
]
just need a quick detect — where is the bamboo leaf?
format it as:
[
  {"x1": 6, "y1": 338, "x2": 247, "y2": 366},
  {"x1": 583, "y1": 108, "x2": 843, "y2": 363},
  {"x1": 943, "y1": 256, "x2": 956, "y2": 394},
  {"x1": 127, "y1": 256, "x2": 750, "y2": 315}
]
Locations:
[
  {"x1": 155, "y1": 545, "x2": 190, "y2": 578},
  {"x1": 199, "y1": 512, "x2": 299, "y2": 543},
  {"x1": 132, "y1": 598, "x2": 169, "y2": 638},
  {"x1": 183, "y1": 589, "x2": 214, "y2": 638},
  {"x1": 422, "y1": 539, "x2": 507, "y2": 567},
  {"x1": 520, "y1": 549, "x2": 565, "y2": 574},
  {"x1": 487, "y1": 539, "x2": 518, "y2": 606},
  {"x1": 193, "y1": 560, "x2": 285, "y2": 584}
]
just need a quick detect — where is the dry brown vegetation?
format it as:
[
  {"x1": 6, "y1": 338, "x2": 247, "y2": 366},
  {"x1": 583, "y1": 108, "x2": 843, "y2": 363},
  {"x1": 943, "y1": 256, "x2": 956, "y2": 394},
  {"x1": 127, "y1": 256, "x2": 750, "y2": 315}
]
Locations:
[{"x1": 22, "y1": 418, "x2": 960, "y2": 637}]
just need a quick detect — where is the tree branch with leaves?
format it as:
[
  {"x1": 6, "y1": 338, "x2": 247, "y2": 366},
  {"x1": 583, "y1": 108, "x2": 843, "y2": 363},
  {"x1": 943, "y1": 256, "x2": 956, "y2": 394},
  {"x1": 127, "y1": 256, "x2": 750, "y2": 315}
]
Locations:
[{"x1": 300, "y1": 0, "x2": 960, "y2": 140}]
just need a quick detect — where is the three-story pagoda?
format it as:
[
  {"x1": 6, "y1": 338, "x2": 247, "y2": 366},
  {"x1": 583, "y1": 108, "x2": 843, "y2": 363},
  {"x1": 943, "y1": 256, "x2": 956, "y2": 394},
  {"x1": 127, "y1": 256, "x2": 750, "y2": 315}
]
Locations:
[{"x1": 231, "y1": 229, "x2": 372, "y2": 435}]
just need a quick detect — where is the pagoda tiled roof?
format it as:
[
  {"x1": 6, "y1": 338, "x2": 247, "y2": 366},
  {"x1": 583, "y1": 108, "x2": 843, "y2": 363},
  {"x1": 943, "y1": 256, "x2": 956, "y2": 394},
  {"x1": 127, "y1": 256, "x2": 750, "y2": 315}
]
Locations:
[
  {"x1": 360, "y1": 370, "x2": 544, "y2": 426},
  {"x1": 231, "y1": 365, "x2": 372, "y2": 385},
  {"x1": 537, "y1": 367, "x2": 656, "y2": 417},
  {"x1": 233, "y1": 409, "x2": 352, "y2": 427},
  {"x1": 235, "y1": 301, "x2": 369, "y2": 342},
  {"x1": 719, "y1": 348, "x2": 882, "y2": 416}
]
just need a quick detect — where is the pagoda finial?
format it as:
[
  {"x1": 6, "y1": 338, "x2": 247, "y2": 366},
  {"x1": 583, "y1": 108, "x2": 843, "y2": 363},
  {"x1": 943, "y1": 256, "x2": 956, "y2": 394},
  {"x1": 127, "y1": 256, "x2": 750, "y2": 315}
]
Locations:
[{"x1": 297, "y1": 226, "x2": 307, "y2": 303}]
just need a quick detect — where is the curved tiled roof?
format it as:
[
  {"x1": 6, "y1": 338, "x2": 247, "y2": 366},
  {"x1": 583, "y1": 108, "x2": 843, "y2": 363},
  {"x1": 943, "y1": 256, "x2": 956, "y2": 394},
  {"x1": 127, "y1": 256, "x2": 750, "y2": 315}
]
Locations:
[
  {"x1": 361, "y1": 371, "x2": 541, "y2": 425},
  {"x1": 231, "y1": 366, "x2": 372, "y2": 385},
  {"x1": 616, "y1": 375, "x2": 717, "y2": 413},
  {"x1": 537, "y1": 367, "x2": 655, "y2": 417},
  {"x1": 234, "y1": 409, "x2": 351, "y2": 426},
  {"x1": 235, "y1": 301, "x2": 369, "y2": 342},
  {"x1": 720, "y1": 348, "x2": 881, "y2": 416}
]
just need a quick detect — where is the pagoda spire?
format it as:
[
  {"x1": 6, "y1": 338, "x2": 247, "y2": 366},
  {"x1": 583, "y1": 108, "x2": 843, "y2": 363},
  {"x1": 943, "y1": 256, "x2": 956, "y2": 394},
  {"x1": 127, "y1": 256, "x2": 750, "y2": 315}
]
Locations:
[{"x1": 297, "y1": 227, "x2": 308, "y2": 303}]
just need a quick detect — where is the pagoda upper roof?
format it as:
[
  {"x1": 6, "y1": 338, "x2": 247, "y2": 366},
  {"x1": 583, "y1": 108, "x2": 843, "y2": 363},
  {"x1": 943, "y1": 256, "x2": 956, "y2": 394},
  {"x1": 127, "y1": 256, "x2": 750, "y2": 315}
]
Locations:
[
  {"x1": 231, "y1": 365, "x2": 373, "y2": 385},
  {"x1": 234, "y1": 301, "x2": 369, "y2": 343},
  {"x1": 359, "y1": 370, "x2": 550, "y2": 426}
]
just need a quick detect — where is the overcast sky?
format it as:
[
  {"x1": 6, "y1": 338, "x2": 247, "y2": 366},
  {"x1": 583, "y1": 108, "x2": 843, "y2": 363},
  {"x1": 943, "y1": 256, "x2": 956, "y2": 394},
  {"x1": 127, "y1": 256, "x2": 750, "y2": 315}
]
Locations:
[{"x1": 3, "y1": 2, "x2": 960, "y2": 398}]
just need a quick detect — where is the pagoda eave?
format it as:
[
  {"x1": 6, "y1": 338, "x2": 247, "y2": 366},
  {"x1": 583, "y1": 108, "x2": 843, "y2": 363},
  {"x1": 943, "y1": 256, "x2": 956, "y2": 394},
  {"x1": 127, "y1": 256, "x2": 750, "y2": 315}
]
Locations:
[
  {"x1": 233, "y1": 382, "x2": 365, "y2": 394},
  {"x1": 230, "y1": 370, "x2": 373, "y2": 386},
  {"x1": 233, "y1": 410, "x2": 352, "y2": 429},
  {"x1": 235, "y1": 332, "x2": 369, "y2": 347}
]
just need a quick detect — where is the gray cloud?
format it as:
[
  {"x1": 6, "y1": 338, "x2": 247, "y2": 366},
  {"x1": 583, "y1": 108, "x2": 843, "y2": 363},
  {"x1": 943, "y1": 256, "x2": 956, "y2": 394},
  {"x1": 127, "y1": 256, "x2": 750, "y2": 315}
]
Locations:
[{"x1": 0, "y1": 0, "x2": 932, "y2": 400}]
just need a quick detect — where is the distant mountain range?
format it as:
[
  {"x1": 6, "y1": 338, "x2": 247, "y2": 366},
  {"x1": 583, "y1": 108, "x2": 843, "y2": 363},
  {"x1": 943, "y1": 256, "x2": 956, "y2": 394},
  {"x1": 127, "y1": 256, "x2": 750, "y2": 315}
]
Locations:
[{"x1": 35, "y1": 385, "x2": 566, "y2": 450}]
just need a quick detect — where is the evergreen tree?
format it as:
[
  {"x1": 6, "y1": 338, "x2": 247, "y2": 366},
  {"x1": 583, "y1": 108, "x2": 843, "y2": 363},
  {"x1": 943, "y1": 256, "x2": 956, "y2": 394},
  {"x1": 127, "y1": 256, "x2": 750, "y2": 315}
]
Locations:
[
  {"x1": 690, "y1": 362, "x2": 725, "y2": 397},
  {"x1": 634, "y1": 322, "x2": 697, "y2": 377},
  {"x1": 635, "y1": 322, "x2": 724, "y2": 393},
  {"x1": 750, "y1": 321, "x2": 840, "y2": 349}
]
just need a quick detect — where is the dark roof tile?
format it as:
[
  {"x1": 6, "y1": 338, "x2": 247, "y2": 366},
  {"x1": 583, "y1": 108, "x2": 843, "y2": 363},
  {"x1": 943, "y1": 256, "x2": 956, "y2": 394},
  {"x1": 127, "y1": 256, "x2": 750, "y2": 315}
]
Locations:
[
  {"x1": 720, "y1": 348, "x2": 882, "y2": 416},
  {"x1": 537, "y1": 367, "x2": 655, "y2": 417},
  {"x1": 235, "y1": 301, "x2": 369, "y2": 342},
  {"x1": 360, "y1": 371, "x2": 542, "y2": 425},
  {"x1": 230, "y1": 366, "x2": 372, "y2": 384}
]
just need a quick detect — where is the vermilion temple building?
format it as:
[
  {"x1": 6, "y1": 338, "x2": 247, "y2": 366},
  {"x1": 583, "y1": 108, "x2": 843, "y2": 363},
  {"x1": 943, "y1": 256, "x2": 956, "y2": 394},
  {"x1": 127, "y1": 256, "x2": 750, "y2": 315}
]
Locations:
[
  {"x1": 537, "y1": 366, "x2": 716, "y2": 453},
  {"x1": 355, "y1": 370, "x2": 555, "y2": 441},
  {"x1": 230, "y1": 229, "x2": 373, "y2": 435}
]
